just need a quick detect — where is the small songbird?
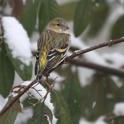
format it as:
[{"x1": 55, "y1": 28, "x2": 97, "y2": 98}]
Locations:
[{"x1": 35, "y1": 17, "x2": 70, "y2": 78}]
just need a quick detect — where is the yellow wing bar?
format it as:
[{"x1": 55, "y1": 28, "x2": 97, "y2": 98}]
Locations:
[{"x1": 55, "y1": 48, "x2": 67, "y2": 53}]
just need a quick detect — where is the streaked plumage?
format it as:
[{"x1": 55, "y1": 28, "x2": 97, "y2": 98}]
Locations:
[{"x1": 35, "y1": 18, "x2": 70, "y2": 77}]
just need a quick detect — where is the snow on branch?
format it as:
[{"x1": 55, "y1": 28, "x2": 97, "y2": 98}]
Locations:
[{"x1": 2, "y1": 16, "x2": 32, "y2": 65}]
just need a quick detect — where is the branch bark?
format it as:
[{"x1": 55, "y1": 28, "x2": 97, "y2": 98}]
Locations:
[
  {"x1": 49, "y1": 37, "x2": 124, "y2": 74},
  {"x1": 1, "y1": 37, "x2": 124, "y2": 116},
  {"x1": 68, "y1": 59, "x2": 124, "y2": 78},
  {"x1": 66, "y1": 37, "x2": 124, "y2": 59},
  {"x1": 105, "y1": 114, "x2": 124, "y2": 122},
  {"x1": 0, "y1": 78, "x2": 38, "y2": 116}
]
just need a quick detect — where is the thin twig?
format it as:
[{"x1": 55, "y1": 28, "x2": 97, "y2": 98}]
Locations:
[
  {"x1": 49, "y1": 37, "x2": 124, "y2": 74},
  {"x1": 1, "y1": 37, "x2": 124, "y2": 116},
  {"x1": 66, "y1": 37, "x2": 124, "y2": 60},
  {"x1": 31, "y1": 86, "x2": 42, "y2": 98},
  {"x1": 68, "y1": 59, "x2": 124, "y2": 77},
  {"x1": 105, "y1": 114, "x2": 124, "y2": 122},
  {"x1": 0, "y1": 77, "x2": 38, "y2": 116}
]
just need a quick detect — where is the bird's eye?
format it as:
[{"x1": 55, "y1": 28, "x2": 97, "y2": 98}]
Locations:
[{"x1": 57, "y1": 23, "x2": 60, "y2": 26}]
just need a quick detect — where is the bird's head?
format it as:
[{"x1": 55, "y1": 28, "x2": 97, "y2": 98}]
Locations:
[{"x1": 46, "y1": 18, "x2": 69, "y2": 34}]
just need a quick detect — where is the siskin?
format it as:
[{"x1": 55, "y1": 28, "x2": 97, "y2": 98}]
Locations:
[{"x1": 35, "y1": 17, "x2": 70, "y2": 79}]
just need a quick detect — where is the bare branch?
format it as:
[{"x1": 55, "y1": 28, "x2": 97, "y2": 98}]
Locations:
[
  {"x1": 1, "y1": 37, "x2": 124, "y2": 116},
  {"x1": 45, "y1": 37, "x2": 124, "y2": 76},
  {"x1": 0, "y1": 78, "x2": 38, "y2": 116},
  {"x1": 67, "y1": 37, "x2": 124, "y2": 59},
  {"x1": 105, "y1": 114, "x2": 124, "y2": 122},
  {"x1": 68, "y1": 59, "x2": 124, "y2": 78}
]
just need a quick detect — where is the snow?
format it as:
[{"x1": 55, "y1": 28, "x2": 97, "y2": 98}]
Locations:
[
  {"x1": 70, "y1": 33, "x2": 124, "y2": 87},
  {"x1": 31, "y1": 41, "x2": 37, "y2": 52},
  {"x1": 30, "y1": 31, "x2": 39, "y2": 51},
  {"x1": 78, "y1": 67, "x2": 94, "y2": 87},
  {"x1": 79, "y1": 118, "x2": 90, "y2": 124},
  {"x1": 50, "y1": 72, "x2": 64, "y2": 82},
  {"x1": 44, "y1": 114, "x2": 52, "y2": 124},
  {"x1": 70, "y1": 34, "x2": 86, "y2": 49},
  {"x1": 111, "y1": 76, "x2": 123, "y2": 88},
  {"x1": 56, "y1": 0, "x2": 77, "y2": 5},
  {"x1": 71, "y1": 66, "x2": 77, "y2": 72},
  {"x1": 19, "y1": 81, "x2": 57, "y2": 124},
  {"x1": 0, "y1": 95, "x2": 8, "y2": 111},
  {"x1": 70, "y1": 33, "x2": 108, "y2": 87},
  {"x1": 14, "y1": 108, "x2": 33, "y2": 124},
  {"x1": 102, "y1": 53, "x2": 124, "y2": 69},
  {"x1": 92, "y1": 101, "x2": 96, "y2": 109},
  {"x1": 3, "y1": 3, "x2": 12, "y2": 15},
  {"x1": 49, "y1": 72, "x2": 65, "y2": 91},
  {"x1": 94, "y1": 117, "x2": 107, "y2": 124},
  {"x1": 113, "y1": 102, "x2": 124, "y2": 116},
  {"x1": 70, "y1": 33, "x2": 107, "y2": 65},
  {"x1": 102, "y1": 52, "x2": 124, "y2": 87},
  {"x1": 20, "y1": 64, "x2": 25, "y2": 70},
  {"x1": 2, "y1": 17, "x2": 32, "y2": 65},
  {"x1": 79, "y1": 117, "x2": 106, "y2": 124},
  {"x1": 22, "y1": 0, "x2": 27, "y2": 5}
]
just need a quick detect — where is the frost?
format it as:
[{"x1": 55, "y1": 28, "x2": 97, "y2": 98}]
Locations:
[
  {"x1": 113, "y1": 102, "x2": 124, "y2": 116},
  {"x1": 2, "y1": 17, "x2": 32, "y2": 65}
]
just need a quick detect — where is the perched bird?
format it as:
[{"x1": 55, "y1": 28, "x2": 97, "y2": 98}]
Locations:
[{"x1": 35, "y1": 17, "x2": 70, "y2": 78}]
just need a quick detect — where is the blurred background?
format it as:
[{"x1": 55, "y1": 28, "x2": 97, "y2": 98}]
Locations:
[{"x1": 1, "y1": 0, "x2": 124, "y2": 124}]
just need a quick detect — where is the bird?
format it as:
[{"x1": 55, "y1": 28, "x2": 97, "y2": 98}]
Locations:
[{"x1": 35, "y1": 17, "x2": 70, "y2": 80}]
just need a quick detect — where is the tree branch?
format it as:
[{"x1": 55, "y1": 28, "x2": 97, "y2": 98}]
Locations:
[
  {"x1": 66, "y1": 37, "x2": 124, "y2": 59},
  {"x1": 105, "y1": 114, "x2": 124, "y2": 122},
  {"x1": 68, "y1": 59, "x2": 124, "y2": 78},
  {"x1": 0, "y1": 78, "x2": 38, "y2": 116},
  {"x1": 1, "y1": 37, "x2": 124, "y2": 116},
  {"x1": 48, "y1": 37, "x2": 124, "y2": 74}
]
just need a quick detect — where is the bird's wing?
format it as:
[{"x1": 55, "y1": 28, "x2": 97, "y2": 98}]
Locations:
[
  {"x1": 35, "y1": 30, "x2": 70, "y2": 76},
  {"x1": 35, "y1": 30, "x2": 54, "y2": 75},
  {"x1": 43, "y1": 33, "x2": 70, "y2": 75},
  {"x1": 35, "y1": 32, "x2": 45, "y2": 75}
]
